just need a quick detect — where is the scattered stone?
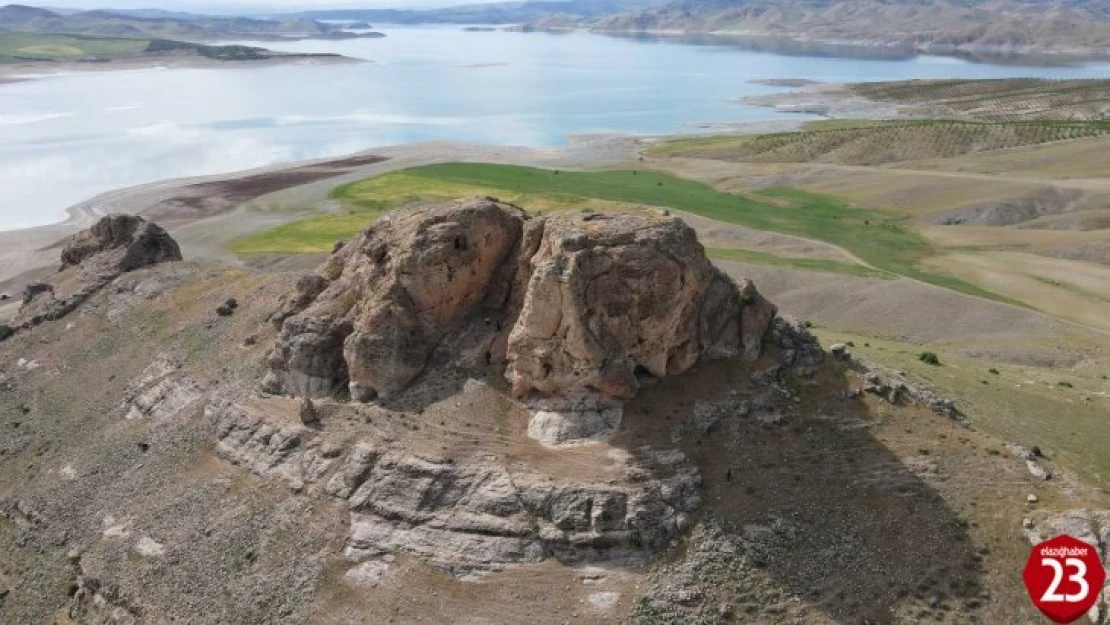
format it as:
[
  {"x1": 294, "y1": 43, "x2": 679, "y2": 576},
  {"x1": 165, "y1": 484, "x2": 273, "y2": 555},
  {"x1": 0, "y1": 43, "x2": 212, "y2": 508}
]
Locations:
[
  {"x1": 829, "y1": 343, "x2": 851, "y2": 361},
  {"x1": 1027, "y1": 493, "x2": 1039, "y2": 504},
  {"x1": 134, "y1": 536, "x2": 166, "y2": 557},
  {"x1": 224, "y1": 297, "x2": 238, "y2": 310},
  {"x1": 299, "y1": 397, "x2": 319, "y2": 425},
  {"x1": 1026, "y1": 460, "x2": 1052, "y2": 481},
  {"x1": 216, "y1": 304, "x2": 234, "y2": 317}
]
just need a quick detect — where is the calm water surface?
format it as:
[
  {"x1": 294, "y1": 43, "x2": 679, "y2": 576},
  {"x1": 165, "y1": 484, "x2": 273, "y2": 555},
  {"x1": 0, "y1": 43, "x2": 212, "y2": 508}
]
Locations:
[{"x1": 3, "y1": 26, "x2": 1110, "y2": 229}]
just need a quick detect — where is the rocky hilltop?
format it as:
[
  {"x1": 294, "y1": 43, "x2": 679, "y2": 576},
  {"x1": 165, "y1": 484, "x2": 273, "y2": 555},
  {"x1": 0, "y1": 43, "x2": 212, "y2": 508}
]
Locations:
[
  {"x1": 264, "y1": 197, "x2": 776, "y2": 444},
  {"x1": 5, "y1": 201, "x2": 1087, "y2": 624}
]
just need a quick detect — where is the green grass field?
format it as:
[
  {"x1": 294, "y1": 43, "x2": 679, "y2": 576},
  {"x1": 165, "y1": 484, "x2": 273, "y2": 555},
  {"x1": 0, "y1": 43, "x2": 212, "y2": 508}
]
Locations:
[
  {"x1": 0, "y1": 33, "x2": 147, "y2": 62},
  {"x1": 230, "y1": 163, "x2": 1009, "y2": 301},
  {"x1": 707, "y1": 247, "x2": 894, "y2": 279}
]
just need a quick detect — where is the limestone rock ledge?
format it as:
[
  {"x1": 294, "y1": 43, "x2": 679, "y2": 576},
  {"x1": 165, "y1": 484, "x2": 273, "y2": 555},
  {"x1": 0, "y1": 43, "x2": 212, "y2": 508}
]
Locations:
[{"x1": 212, "y1": 402, "x2": 700, "y2": 578}]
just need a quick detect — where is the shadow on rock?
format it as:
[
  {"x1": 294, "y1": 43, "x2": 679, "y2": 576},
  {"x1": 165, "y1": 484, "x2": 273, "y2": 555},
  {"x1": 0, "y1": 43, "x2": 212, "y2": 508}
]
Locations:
[{"x1": 613, "y1": 355, "x2": 984, "y2": 624}]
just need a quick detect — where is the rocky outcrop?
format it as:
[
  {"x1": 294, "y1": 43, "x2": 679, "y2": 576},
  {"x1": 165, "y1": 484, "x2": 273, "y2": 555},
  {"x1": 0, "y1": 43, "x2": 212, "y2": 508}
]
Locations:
[
  {"x1": 60, "y1": 214, "x2": 181, "y2": 274},
  {"x1": 119, "y1": 355, "x2": 204, "y2": 422},
  {"x1": 212, "y1": 402, "x2": 700, "y2": 577},
  {"x1": 12, "y1": 214, "x2": 182, "y2": 330},
  {"x1": 265, "y1": 199, "x2": 778, "y2": 443}
]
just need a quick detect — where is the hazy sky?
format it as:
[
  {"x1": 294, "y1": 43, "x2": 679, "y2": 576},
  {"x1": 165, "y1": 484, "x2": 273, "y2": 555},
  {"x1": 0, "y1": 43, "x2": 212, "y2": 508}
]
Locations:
[{"x1": 41, "y1": 0, "x2": 491, "y2": 11}]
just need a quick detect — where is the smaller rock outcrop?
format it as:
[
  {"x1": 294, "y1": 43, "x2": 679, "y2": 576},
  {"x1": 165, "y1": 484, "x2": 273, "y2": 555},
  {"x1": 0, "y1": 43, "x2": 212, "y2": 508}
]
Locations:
[
  {"x1": 12, "y1": 214, "x2": 182, "y2": 331},
  {"x1": 60, "y1": 214, "x2": 181, "y2": 274}
]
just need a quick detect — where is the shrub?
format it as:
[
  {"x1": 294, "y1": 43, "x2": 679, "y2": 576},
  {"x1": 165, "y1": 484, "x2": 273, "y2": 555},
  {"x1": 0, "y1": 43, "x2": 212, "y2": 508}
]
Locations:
[
  {"x1": 988, "y1": 368, "x2": 1000, "y2": 375},
  {"x1": 919, "y1": 351, "x2": 941, "y2": 366}
]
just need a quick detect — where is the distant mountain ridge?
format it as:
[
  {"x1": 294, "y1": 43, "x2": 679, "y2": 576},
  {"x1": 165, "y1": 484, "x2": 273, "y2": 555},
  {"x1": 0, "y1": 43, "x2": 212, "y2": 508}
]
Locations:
[
  {"x1": 289, "y1": 0, "x2": 667, "y2": 25},
  {"x1": 545, "y1": 0, "x2": 1110, "y2": 55},
  {"x1": 0, "y1": 4, "x2": 349, "y2": 39}
]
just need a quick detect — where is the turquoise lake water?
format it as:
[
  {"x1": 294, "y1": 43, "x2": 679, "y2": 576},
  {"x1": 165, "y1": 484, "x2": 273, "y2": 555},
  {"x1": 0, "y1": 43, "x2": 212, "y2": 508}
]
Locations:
[{"x1": 3, "y1": 25, "x2": 1110, "y2": 229}]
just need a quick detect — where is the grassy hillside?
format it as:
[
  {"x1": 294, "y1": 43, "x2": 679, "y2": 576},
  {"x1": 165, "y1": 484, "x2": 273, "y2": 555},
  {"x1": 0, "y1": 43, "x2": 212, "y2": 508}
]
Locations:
[
  {"x1": 231, "y1": 163, "x2": 1003, "y2": 301},
  {"x1": 0, "y1": 31, "x2": 329, "y2": 64},
  {"x1": 0, "y1": 32, "x2": 146, "y2": 61},
  {"x1": 647, "y1": 120, "x2": 1110, "y2": 166}
]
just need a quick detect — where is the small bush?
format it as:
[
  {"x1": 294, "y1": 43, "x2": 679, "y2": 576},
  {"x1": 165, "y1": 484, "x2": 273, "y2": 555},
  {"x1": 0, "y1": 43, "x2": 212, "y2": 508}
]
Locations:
[
  {"x1": 988, "y1": 368, "x2": 1000, "y2": 375},
  {"x1": 1057, "y1": 381, "x2": 1073, "y2": 388},
  {"x1": 919, "y1": 351, "x2": 941, "y2": 366}
]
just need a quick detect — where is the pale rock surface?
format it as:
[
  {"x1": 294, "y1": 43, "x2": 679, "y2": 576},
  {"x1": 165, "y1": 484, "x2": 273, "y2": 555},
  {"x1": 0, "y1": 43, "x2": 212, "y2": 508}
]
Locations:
[{"x1": 213, "y1": 404, "x2": 701, "y2": 577}]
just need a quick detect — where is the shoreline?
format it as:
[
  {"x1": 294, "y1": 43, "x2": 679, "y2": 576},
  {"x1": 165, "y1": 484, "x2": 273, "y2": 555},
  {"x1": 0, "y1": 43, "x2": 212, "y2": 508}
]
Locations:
[
  {"x1": 0, "y1": 52, "x2": 363, "y2": 82},
  {"x1": 0, "y1": 134, "x2": 653, "y2": 289}
]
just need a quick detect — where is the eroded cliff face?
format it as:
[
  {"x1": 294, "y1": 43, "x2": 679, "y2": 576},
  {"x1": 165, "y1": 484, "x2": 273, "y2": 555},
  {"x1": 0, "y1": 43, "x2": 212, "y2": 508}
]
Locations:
[
  {"x1": 264, "y1": 198, "x2": 777, "y2": 445},
  {"x1": 265, "y1": 198, "x2": 528, "y2": 401}
]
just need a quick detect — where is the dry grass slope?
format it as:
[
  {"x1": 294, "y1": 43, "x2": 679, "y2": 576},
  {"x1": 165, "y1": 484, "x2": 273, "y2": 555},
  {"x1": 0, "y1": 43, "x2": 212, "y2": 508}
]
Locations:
[
  {"x1": 649, "y1": 120, "x2": 1110, "y2": 166},
  {"x1": 850, "y1": 79, "x2": 1110, "y2": 122}
]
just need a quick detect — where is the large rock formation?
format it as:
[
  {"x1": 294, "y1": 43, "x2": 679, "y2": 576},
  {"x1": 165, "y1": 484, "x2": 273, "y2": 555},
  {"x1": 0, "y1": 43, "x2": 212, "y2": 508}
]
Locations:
[
  {"x1": 266, "y1": 198, "x2": 778, "y2": 443},
  {"x1": 12, "y1": 214, "x2": 182, "y2": 329}
]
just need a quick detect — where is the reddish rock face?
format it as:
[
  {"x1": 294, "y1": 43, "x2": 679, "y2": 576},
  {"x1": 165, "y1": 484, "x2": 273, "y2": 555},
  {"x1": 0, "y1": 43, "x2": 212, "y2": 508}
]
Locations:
[{"x1": 265, "y1": 198, "x2": 778, "y2": 411}]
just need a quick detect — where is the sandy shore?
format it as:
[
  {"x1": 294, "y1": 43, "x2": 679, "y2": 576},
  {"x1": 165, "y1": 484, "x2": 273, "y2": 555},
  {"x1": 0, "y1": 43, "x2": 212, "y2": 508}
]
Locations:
[{"x1": 739, "y1": 81, "x2": 906, "y2": 119}]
